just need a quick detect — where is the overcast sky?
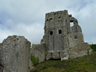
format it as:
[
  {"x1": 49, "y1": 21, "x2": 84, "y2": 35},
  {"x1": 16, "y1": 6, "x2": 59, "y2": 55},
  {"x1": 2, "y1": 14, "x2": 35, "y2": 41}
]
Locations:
[{"x1": 0, "y1": 0, "x2": 96, "y2": 44}]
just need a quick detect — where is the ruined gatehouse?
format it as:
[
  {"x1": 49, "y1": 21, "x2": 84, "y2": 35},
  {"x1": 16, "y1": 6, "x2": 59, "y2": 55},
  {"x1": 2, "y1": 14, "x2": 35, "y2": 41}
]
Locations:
[{"x1": 31, "y1": 10, "x2": 91, "y2": 61}]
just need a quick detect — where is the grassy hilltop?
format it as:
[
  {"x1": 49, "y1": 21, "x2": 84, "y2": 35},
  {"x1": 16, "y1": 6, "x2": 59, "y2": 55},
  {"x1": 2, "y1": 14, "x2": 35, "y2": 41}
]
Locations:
[{"x1": 31, "y1": 44, "x2": 96, "y2": 72}]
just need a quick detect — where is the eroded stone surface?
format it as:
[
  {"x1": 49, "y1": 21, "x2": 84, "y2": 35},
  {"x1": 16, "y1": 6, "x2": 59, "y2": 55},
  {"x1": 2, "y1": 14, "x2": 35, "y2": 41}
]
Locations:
[{"x1": 0, "y1": 35, "x2": 31, "y2": 72}]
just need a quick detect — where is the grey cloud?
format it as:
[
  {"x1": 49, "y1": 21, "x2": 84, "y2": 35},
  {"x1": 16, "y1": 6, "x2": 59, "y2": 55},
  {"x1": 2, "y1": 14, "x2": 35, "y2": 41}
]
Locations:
[{"x1": 0, "y1": 0, "x2": 96, "y2": 44}]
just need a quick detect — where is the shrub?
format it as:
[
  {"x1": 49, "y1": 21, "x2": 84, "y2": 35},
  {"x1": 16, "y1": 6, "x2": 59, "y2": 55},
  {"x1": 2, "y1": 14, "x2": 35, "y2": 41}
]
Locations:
[
  {"x1": 87, "y1": 50, "x2": 89, "y2": 55},
  {"x1": 30, "y1": 53, "x2": 39, "y2": 66},
  {"x1": 90, "y1": 44, "x2": 96, "y2": 52}
]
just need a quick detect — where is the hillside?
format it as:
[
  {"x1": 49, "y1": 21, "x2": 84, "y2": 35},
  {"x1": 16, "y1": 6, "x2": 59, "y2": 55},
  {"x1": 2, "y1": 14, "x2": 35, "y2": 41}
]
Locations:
[{"x1": 31, "y1": 52, "x2": 96, "y2": 72}]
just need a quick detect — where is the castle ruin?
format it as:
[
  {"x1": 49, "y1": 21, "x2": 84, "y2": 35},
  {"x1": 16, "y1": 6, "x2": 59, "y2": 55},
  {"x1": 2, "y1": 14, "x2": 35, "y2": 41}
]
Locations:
[
  {"x1": 0, "y1": 10, "x2": 92, "y2": 72},
  {"x1": 31, "y1": 10, "x2": 91, "y2": 61}
]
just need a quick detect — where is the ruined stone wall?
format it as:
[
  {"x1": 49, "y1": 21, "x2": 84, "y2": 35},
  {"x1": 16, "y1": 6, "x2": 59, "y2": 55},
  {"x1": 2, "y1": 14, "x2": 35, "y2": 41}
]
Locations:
[
  {"x1": 67, "y1": 32, "x2": 91, "y2": 59},
  {"x1": 32, "y1": 10, "x2": 91, "y2": 60},
  {"x1": 68, "y1": 43, "x2": 91, "y2": 58},
  {"x1": 31, "y1": 43, "x2": 46, "y2": 63},
  {"x1": 67, "y1": 15, "x2": 91, "y2": 58},
  {"x1": 0, "y1": 35, "x2": 31, "y2": 72},
  {"x1": 0, "y1": 10, "x2": 92, "y2": 72},
  {"x1": 43, "y1": 10, "x2": 91, "y2": 60}
]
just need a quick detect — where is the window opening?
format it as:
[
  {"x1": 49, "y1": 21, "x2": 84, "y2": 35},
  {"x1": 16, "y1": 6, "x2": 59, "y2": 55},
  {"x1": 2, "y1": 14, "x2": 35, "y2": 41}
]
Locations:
[
  {"x1": 59, "y1": 30, "x2": 62, "y2": 34},
  {"x1": 50, "y1": 31, "x2": 53, "y2": 35},
  {"x1": 46, "y1": 19, "x2": 48, "y2": 21},
  {"x1": 74, "y1": 35, "x2": 77, "y2": 39},
  {"x1": 58, "y1": 16, "x2": 61, "y2": 18},
  {"x1": 70, "y1": 22, "x2": 74, "y2": 27},
  {"x1": 49, "y1": 18, "x2": 53, "y2": 21}
]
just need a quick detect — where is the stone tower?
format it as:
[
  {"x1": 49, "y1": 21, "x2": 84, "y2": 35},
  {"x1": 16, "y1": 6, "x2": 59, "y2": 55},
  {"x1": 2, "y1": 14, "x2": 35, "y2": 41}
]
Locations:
[
  {"x1": 41, "y1": 10, "x2": 91, "y2": 60},
  {"x1": 31, "y1": 10, "x2": 91, "y2": 61}
]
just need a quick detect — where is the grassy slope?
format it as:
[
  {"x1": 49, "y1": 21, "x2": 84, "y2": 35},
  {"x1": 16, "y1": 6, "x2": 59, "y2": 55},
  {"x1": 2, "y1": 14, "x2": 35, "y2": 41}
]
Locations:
[{"x1": 31, "y1": 53, "x2": 96, "y2": 72}]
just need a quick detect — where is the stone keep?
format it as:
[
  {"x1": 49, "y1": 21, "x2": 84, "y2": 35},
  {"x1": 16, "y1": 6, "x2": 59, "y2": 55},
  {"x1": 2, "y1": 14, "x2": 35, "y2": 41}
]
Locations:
[
  {"x1": 0, "y1": 35, "x2": 31, "y2": 72},
  {"x1": 31, "y1": 10, "x2": 91, "y2": 61},
  {"x1": 41, "y1": 10, "x2": 91, "y2": 60}
]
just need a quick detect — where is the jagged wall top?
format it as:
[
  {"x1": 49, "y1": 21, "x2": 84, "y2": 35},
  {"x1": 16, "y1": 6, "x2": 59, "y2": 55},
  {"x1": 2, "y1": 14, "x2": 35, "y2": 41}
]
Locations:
[
  {"x1": 45, "y1": 10, "x2": 68, "y2": 22},
  {"x1": 45, "y1": 10, "x2": 78, "y2": 25}
]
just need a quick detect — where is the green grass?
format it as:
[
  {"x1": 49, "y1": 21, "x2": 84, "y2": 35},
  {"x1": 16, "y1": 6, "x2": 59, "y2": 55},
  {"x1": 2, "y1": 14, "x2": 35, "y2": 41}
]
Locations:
[
  {"x1": 30, "y1": 53, "x2": 39, "y2": 66},
  {"x1": 31, "y1": 53, "x2": 96, "y2": 72}
]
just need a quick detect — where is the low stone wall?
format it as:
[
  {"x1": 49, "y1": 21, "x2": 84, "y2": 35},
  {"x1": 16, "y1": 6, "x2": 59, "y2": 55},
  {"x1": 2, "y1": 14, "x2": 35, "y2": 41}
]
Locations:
[{"x1": 31, "y1": 43, "x2": 46, "y2": 63}]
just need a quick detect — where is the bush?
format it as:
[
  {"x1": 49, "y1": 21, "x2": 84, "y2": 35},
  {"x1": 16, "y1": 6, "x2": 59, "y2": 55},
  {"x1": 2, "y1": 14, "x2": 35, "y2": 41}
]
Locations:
[
  {"x1": 87, "y1": 50, "x2": 89, "y2": 55},
  {"x1": 30, "y1": 53, "x2": 39, "y2": 66},
  {"x1": 90, "y1": 44, "x2": 96, "y2": 52}
]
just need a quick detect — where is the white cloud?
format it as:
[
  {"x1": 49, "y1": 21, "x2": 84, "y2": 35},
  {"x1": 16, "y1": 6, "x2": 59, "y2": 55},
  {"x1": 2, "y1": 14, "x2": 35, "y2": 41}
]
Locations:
[
  {"x1": 76, "y1": 0, "x2": 96, "y2": 44},
  {"x1": 0, "y1": 0, "x2": 96, "y2": 44},
  {"x1": 0, "y1": 20, "x2": 44, "y2": 44},
  {"x1": 0, "y1": 28, "x2": 13, "y2": 43},
  {"x1": 12, "y1": 22, "x2": 44, "y2": 44}
]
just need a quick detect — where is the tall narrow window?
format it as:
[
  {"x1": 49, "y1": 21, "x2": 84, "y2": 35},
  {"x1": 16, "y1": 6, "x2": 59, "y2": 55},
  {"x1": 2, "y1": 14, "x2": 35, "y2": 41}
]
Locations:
[
  {"x1": 59, "y1": 30, "x2": 62, "y2": 34},
  {"x1": 50, "y1": 31, "x2": 53, "y2": 35}
]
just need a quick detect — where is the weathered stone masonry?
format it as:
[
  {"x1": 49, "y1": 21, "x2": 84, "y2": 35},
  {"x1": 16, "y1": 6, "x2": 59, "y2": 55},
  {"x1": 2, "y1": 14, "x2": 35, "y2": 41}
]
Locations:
[
  {"x1": 31, "y1": 10, "x2": 91, "y2": 61},
  {"x1": 0, "y1": 10, "x2": 92, "y2": 72},
  {"x1": 0, "y1": 35, "x2": 31, "y2": 72}
]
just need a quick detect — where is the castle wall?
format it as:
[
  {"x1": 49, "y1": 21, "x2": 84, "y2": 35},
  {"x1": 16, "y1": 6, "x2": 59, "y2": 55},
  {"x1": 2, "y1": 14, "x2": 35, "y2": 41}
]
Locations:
[
  {"x1": 31, "y1": 43, "x2": 46, "y2": 63},
  {"x1": 68, "y1": 42, "x2": 91, "y2": 58},
  {"x1": 44, "y1": 10, "x2": 91, "y2": 60},
  {"x1": 32, "y1": 10, "x2": 91, "y2": 60}
]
